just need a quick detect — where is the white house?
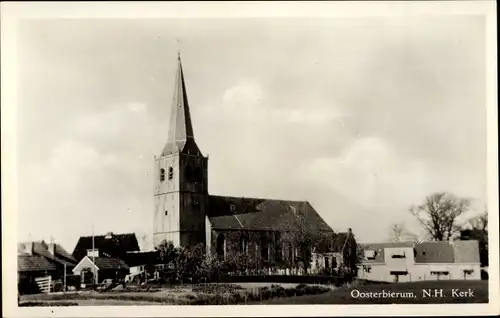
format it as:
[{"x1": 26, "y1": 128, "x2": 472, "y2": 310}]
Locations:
[{"x1": 358, "y1": 240, "x2": 481, "y2": 282}]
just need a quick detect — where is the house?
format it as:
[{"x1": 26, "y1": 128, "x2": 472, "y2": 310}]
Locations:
[
  {"x1": 17, "y1": 241, "x2": 77, "y2": 294},
  {"x1": 123, "y1": 251, "x2": 160, "y2": 284},
  {"x1": 72, "y1": 232, "x2": 140, "y2": 262},
  {"x1": 151, "y1": 54, "x2": 348, "y2": 273},
  {"x1": 72, "y1": 256, "x2": 129, "y2": 286},
  {"x1": 71, "y1": 232, "x2": 141, "y2": 285},
  {"x1": 357, "y1": 240, "x2": 481, "y2": 282}
]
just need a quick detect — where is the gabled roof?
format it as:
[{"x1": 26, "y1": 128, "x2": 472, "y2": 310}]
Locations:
[
  {"x1": 451, "y1": 240, "x2": 480, "y2": 263},
  {"x1": 18, "y1": 255, "x2": 57, "y2": 272},
  {"x1": 93, "y1": 257, "x2": 129, "y2": 270},
  {"x1": 18, "y1": 241, "x2": 77, "y2": 267},
  {"x1": 414, "y1": 242, "x2": 454, "y2": 263},
  {"x1": 207, "y1": 195, "x2": 333, "y2": 234},
  {"x1": 72, "y1": 233, "x2": 140, "y2": 261}
]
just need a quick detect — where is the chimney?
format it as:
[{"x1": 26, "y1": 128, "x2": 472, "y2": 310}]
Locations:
[
  {"x1": 48, "y1": 242, "x2": 56, "y2": 256},
  {"x1": 23, "y1": 242, "x2": 35, "y2": 255}
]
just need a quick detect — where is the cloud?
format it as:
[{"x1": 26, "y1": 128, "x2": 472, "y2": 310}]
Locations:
[
  {"x1": 307, "y1": 137, "x2": 429, "y2": 208},
  {"x1": 128, "y1": 102, "x2": 148, "y2": 113},
  {"x1": 220, "y1": 80, "x2": 345, "y2": 126}
]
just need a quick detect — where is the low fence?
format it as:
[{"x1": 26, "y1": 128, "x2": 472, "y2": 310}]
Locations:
[
  {"x1": 34, "y1": 276, "x2": 52, "y2": 293},
  {"x1": 209, "y1": 274, "x2": 345, "y2": 286}
]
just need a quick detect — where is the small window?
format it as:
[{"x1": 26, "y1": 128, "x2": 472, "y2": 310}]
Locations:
[
  {"x1": 193, "y1": 197, "x2": 199, "y2": 206},
  {"x1": 391, "y1": 254, "x2": 405, "y2": 259},
  {"x1": 165, "y1": 210, "x2": 168, "y2": 216},
  {"x1": 160, "y1": 168, "x2": 165, "y2": 182},
  {"x1": 168, "y1": 167, "x2": 174, "y2": 180},
  {"x1": 230, "y1": 204, "x2": 236, "y2": 213},
  {"x1": 87, "y1": 249, "x2": 99, "y2": 257},
  {"x1": 431, "y1": 271, "x2": 449, "y2": 275},
  {"x1": 365, "y1": 250, "x2": 377, "y2": 260}
]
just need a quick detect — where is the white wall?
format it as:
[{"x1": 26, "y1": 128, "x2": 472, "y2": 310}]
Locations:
[
  {"x1": 411, "y1": 263, "x2": 481, "y2": 281},
  {"x1": 358, "y1": 262, "x2": 481, "y2": 282},
  {"x1": 129, "y1": 265, "x2": 145, "y2": 275},
  {"x1": 358, "y1": 246, "x2": 481, "y2": 282},
  {"x1": 73, "y1": 256, "x2": 98, "y2": 276}
]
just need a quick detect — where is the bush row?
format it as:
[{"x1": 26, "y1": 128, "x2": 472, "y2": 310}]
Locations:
[{"x1": 20, "y1": 283, "x2": 333, "y2": 305}]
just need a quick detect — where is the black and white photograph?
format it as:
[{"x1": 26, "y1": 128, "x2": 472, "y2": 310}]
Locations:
[{"x1": 1, "y1": 1, "x2": 498, "y2": 317}]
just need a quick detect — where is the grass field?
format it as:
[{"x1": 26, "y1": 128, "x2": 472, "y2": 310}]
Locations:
[
  {"x1": 19, "y1": 280, "x2": 488, "y2": 306},
  {"x1": 257, "y1": 280, "x2": 489, "y2": 304}
]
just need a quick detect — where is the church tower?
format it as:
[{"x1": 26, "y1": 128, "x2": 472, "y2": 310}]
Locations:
[{"x1": 153, "y1": 54, "x2": 208, "y2": 249}]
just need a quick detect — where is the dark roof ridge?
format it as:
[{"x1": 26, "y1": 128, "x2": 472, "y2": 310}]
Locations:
[
  {"x1": 361, "y1": 241, "x2": 416, "y2": 245},
  {"x1": 209, "y1": 194, "x2": 310, "y2": 204},
  {"x1": 77, "y1": 232, "x2": 136, "y2": 239}
]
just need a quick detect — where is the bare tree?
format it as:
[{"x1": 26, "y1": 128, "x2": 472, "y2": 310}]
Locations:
[
  {"x1": 469, "y1": 210, "x2": 488, "y2": 232},
  {"x1": 389, "y1": 223, "x2": 404, "y2": 242},
  {"x1": 389, "y1": 222, "x2": 419, "y2": 242},
  {"x1": 409, "y1": 192, "x2": 470, "y2": 241}
]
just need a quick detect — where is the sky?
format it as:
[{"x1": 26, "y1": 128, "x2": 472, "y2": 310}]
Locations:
[{"x1": 16, "y1": 17, "x2": 487, "y2": 252}]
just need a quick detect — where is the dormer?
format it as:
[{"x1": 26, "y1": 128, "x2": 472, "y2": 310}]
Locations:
[{"x1": 87, "y1": 249, "x2": 99, "y2": 257}]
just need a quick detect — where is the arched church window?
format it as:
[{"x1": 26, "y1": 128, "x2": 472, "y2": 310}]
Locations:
[
  {"x1": 160, "y1": 168, "x2": 165, "y2": 182},
  {"x1": 194, "y1": 167, "x2": 203, "y2": 183},
  {"x1": 216, "y1": 234, "x2": 225, "y2": 259},
  {"x1": 275, "y1": 243, "x2": 282, "y2": 261},
  {"x1": 240, "y1": 235, "x2": 249, "y2": 255},
  {"x1": 261, "y1": 239, "x2": 269, "y2": 261},
  {"x1": 184, "y1": 166, "x2": 193, "y2": 182},
  {"x1": 168, "y1": 167, "x2": 173, "y2": 180}
]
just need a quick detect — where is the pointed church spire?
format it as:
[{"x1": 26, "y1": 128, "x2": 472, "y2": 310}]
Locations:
[{"x1": 161, "y1": 54, "x2": 202, "y2": 156}]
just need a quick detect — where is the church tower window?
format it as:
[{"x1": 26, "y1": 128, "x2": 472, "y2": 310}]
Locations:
[
  {"x1": 184, "y1": 166, "x2": 193, "y2": 182},
  {"x1": 168, "y1": 167, "x2": 173, "y2": 180},
  {"x1": 160, "y1": 168, "x2": 165, "y2": 182},
  {"x1": 194, "y1": 167, "x2": 203, "y2": 183}
]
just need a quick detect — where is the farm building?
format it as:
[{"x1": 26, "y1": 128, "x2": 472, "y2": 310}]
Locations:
[
  {"x1": 72, "y1": 232, "x2": 140, "y2": 262},
  {"x1": 17, "y1": 241, "x2": 77, "y2": 294},
  {"x1": 357, "y1": 240, "x2": 481, "y2": 282},
  {"x1": 72, "y1": 232, "x2": 158, "y2": 285}
]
